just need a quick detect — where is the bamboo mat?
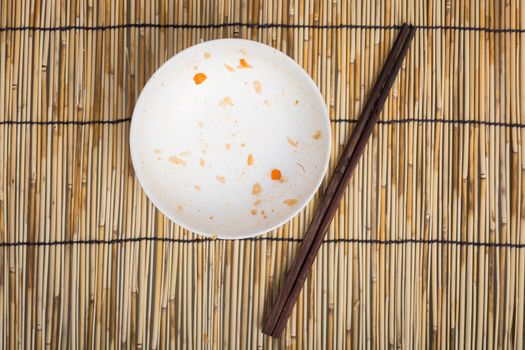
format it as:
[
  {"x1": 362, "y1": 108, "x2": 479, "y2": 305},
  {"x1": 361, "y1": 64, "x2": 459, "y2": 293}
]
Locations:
[{"x1": 1, "y1": 0, "x2": 525, "y2": 348}]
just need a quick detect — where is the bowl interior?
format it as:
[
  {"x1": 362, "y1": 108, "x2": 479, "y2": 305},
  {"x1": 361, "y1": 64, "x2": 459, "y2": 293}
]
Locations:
[{"x1": 130, "y1": 39, "x2": 331, "y2": 239}]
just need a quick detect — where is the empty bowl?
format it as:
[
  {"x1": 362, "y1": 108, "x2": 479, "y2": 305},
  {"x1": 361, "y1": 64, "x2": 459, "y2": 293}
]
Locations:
[{"x1": 130, "y1": 39, "x2": 331, "y2": 239}]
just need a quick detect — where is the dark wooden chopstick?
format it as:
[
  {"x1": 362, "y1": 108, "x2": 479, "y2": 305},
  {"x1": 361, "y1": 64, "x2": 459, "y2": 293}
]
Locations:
[
  {"x1": 269, "y1": 26, "x2": 416, "y2": 337},
  {"x1": 262, "y1": 24, "x2": 416, "y2": 338},
  {"x1": 261, "y1": 24, "x2": 411, "y2": 337}
]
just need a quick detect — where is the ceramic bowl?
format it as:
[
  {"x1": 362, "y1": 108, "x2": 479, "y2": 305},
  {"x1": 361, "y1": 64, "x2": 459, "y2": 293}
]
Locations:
[{"x1": 130, "y1": 39, "x2": 331, "y2": 239}]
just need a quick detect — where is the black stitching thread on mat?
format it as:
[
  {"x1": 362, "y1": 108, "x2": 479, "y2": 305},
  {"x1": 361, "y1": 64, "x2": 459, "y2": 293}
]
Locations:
[
  {"x1": 333, "y1": 118, "x2": 525, "y2": 128},
  {"x1": 1, "y1": 236, "x2": 524, "y2": 248},
  {"x1": 0, "y1": 118, "x2": 132, "y2": 126},
  {"x1": 0, "y1": 22, "x2": 524, "y2": 33},
  {"x1": 2, "y1": 118, "x2": 525, "y2": 128}
]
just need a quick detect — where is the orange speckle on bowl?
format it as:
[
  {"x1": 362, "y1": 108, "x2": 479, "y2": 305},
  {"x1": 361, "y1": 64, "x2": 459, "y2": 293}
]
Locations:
[
  {"x1": 271, "y1": 169, "x2": 282, "y2": 181},
  {"x1": 176, "y1": 204, "x2": 184, "y2": 213},
  {"x1": 154, "y1": 149, "x2": 162, "y2": 155},
  {"x1": 263, "y1": 100, "x2": 271, "y2": 107},
  {"x1": 204, "y1": 52, "x2": 211, "y2": 59},
  {"x1": 251, "y1": 183, "x2": 262, "y2": 195},
  {"x1": 239, "y1": 48, "x2": 247, "y2": 55},
  {"x1": 253, "y1": 199, "x2": 261, "y2": 206},
  {"x1": 168, "y1": 156, "x2": 187, "y2": 166},
  {"x1": 225, "y1": 143, "x2": 231, "y2": 150},
  {"x1": 284, "y1": 198, "x2": 298, "y2": 206},
  {"x1": 253, "y1": 80, "x2": 262, "y2": 94},
  {"x1": 247, "y1": 154, "x2": 254, "y2": 166},
  {"x1": 199, "y1": 159, "x2": 206, "y2": 167},
  {"x1": 194, "y1": 185, "x2": 201, "y2": 191},
  {"x1": 219, "y1": 96, "x2": 234, "y2": 106},
  {"x1": 193, "y1": 72, "x2": 207, "y2": 85},
  {"x1": 238, "y1": 58, "x2": 252, "y2": 68},
  {"x1": 216, "y1": 175, "x2": 226, "y2": 183},
  {"x1": 294, "y1": 99, "x2": 300, "y2": 105},
  {"x1": 312, "y1": 130, "x2": 321, "y2": 140},
  {"x1": 287, "y1": 137, "x2": 298, "y2": 147},
  {"x1": 179, "y1": 150, "x2": 191, "y2": 157},
  {"x1": 224, "y1": 63, "x2": 235, "y2": 72},
  {"x1": 240, "y1": 143, "x2": 246, "y2": 148},
  {"x1": 250, "y1": 209, "x2": 257, "y2": 215}
]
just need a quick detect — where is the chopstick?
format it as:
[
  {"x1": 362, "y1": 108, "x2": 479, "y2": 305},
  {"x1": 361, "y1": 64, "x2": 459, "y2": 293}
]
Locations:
[
  {"x1": 262, "y1": 23, "x2": 411, "y2": 337},
  {"x1": 262, "y1": 24, "x2": 416, "y2": 338}
]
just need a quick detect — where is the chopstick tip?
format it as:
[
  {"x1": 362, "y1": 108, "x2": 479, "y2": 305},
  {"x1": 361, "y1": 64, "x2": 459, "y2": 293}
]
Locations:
[{"x1": 261, "y1": 328, "x2": 280, "y2": 339}]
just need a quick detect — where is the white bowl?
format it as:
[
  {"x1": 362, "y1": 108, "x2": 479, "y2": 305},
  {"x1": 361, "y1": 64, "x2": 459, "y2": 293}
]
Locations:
[{"x1": 130, "y1": 39, "x2": 331, "y2": 239}]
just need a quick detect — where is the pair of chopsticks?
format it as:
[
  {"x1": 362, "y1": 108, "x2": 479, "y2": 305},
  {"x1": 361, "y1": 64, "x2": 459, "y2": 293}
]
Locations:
[{"x1": 262, "y1": 23, "x2": 416, "y2": 338}]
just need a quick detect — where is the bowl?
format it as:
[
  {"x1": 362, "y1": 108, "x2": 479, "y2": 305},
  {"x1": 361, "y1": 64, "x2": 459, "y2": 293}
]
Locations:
[{"x1": 130, "y1": 39, "x2": 331, "y2": 239}]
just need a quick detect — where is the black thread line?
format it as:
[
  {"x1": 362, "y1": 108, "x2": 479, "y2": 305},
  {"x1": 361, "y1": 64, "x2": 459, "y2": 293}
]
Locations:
[
  {"x1": 0, "y1": 118, "x2": 132, "y2": 126},
  {"x1": 1, "y1": 236, "x2": 524, "y2": 248},
  {"x1": 0, "y1": 22, "x2": 524, "y2": 33},
  {"x1": 2, "y1": 118, "x2": 524, "y2": 128},
  {"x1": 333, "y1": 118, "x2": 525, "y2": 128}
]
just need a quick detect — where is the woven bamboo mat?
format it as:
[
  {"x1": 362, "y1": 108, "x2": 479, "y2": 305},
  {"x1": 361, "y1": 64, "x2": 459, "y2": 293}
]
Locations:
[{"x1": 1, "y1": 0, "x2": 525, "y2": 348}]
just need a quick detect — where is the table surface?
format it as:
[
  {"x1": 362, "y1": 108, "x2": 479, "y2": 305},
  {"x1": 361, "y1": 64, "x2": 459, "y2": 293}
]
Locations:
[{"x1": 1, "y1": 0, "x2": 524, "y2": 348}]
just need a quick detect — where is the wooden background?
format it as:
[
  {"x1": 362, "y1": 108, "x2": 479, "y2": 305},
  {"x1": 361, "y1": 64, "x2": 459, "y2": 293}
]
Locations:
[{"x1": 1, "y1": 0, "x2": 525, "y2": 348}]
